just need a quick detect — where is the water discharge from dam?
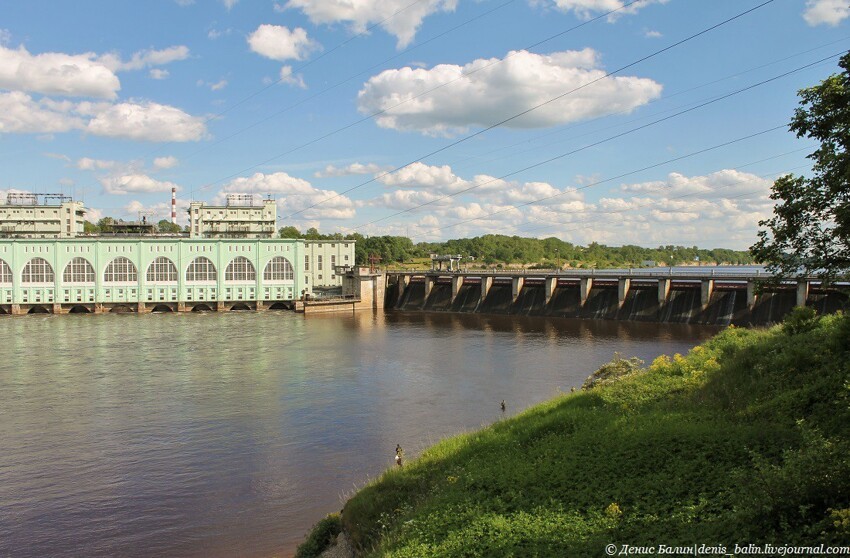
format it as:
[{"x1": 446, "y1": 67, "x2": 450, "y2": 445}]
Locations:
[{"x1": 0, "y1": 311, "x2": 719, "y2": 557}]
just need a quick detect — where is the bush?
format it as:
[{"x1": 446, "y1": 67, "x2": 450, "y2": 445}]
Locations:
[
  {"x1": 582, "y1": 354, "x2": 644, "y2": 390},
  {"x1": 295, "y1": 513, "x2": 342, "y2": 558}
]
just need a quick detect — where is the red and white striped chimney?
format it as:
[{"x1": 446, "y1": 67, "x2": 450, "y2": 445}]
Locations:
[{"x1": 171, "y1": 187, "x2": 177, "y2": 224}]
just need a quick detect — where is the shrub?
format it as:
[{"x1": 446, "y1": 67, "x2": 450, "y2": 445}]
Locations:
[
  {"x1": 295, "y1": 513, "x2": 342, "y2": 558},
  {"x1": 582, "y1": 354, "x2": 644, "y2": 390}
]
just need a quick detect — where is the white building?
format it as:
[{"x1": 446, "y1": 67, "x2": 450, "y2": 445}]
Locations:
[
  {"x1": 188, "y1": 195, "x2": 276, "y2": 239},
  {"x1": 303, "y1": 240, "x2": 355, "y2": 290},
  {"x1": 0, "y1": 194, "x2": 86, "y2": 239}
]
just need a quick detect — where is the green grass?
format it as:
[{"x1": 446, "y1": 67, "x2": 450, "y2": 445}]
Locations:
[{"x1": 302, "y1": 309, "x2": 850, "y2": 557}]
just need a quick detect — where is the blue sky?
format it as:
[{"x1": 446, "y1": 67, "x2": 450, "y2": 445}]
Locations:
[{"x1": 1, "y1": 0, "x2": 847, "y2": 249}]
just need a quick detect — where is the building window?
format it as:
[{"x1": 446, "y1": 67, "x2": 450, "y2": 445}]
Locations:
[
  {"x1": 318, "y1": 255, "x2": 323, "y2": 271},
  {"x1": 225, "y1": 256, "x2": 256, "y2": 282},
  {"x1": 331, "y1": 255, "x2": 336, "y2": 268},
  {"x1": 186, "y1": 256, "x2": 217, "y2": 282},
  {"x1": 63, "y1": 257, "x2": 95, "y2": 283},
  {"x1": 104, "y1": 257, "x2": 138, "y2": 283},
  {"x1": 344, "y1": 255, "x2": 349, "y2": 261},
  {"x1": 263, "y1": 256, "x2": 294, "y2": 281},
  {"x1": 21, "y1": 257, "x2": 54, "y2": 283},
  {"x1": 0, "y1": 259, "x2": 12, "y2": 284},
  {"x1": 305, "y1": 255, "x2": 310, "y2": 271},
  {"x1": 146, "y1": 257, "x2": 178, "y2": 283}
]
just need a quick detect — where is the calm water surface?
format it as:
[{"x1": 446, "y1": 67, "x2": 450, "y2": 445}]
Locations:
[{"x1": 0, "y1": 311, "x2": 720, "y2": 557}]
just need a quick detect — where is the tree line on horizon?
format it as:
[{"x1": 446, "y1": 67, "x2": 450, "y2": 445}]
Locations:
[{"x1": 278, "y1": 226, "x2": 755, "y2": 268}]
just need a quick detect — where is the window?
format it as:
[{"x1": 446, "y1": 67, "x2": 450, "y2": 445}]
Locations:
[
  {"x1": 344, "y1": 255, "x2": 349, "y2": 261},
  {"x1": 104, "y1": 257, "x2": 138, "y2": 283},
  {"x1": 305, "y1": 255, "x2": 310, "y2": 271},
  {"x1": 225, "y1": 256, "x2": 256, "y2": 282},
  {"x1": 21, "y1": 257, "x2": 54, "y2": 283},
  {"x1": 331, "y1": 255, "x2": 336, "y2": 268},
  {"x1": 318, "y1": 255, "x2": 323, "y2": 271},
  {"x1": 146, "y1": 257, "x2": 178, "y2": 282},
  {"x1": 186, "y1": 256, "x2": 217, "y2": 282},
  {"x1": 263, "y1": 257, "x2": 293, "y2": 281},
  {"x1": 0, "y1": 259, "x2": 12, "y2": 284},
  {"x1": 63, "y1": 257, "x2": 95, "y2": 283}
]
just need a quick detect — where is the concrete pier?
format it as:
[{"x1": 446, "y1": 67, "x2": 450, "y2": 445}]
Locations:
[
  {"x1": 511, "y1": 277, "x2": 524, "y2": 302},
  {"x1": 618, "y1": 278, "x2": 631, "y2": 309},
  {"x1": 544, "y1": 277, "x2": 557, "y2": 304},
  {"x1": 579, "y1": 278, "x2": 593, "y2": 307},
  {"x1": 451, "y1": 275, "x2": 464, "y2": 303}
]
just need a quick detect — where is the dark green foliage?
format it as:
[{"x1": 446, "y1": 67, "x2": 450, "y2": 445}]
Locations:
[
  {"x1": 295, "y1": 513, "x2": 342, "y2": 558},
  {"x1": 752, "y1": 53, "x2": 850, "y2": 283},
  {"x1": 332, "y1": 313, "x2": 850, "y2": 556},
  {"x1": 156, "y1": 219, "x2": 181, "y2": 234}
]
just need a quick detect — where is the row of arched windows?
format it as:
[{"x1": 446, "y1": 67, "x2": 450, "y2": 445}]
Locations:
[{"x1": 0, "y1": 256, "x2": 294, "y2": 284}]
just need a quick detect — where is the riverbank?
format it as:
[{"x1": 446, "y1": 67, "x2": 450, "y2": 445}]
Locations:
[{"x1": 297, "y1": 309, "x2": 850, "y2": 556}]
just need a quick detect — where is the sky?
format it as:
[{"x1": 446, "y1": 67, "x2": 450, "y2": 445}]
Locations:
[{"x1": 1, "y1": 0, "x2": 848, "y2": 250}]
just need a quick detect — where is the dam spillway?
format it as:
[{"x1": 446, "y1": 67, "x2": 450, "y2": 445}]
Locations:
[{"x1": 386, "y1": 269, "x2": 848, "y2": 326}]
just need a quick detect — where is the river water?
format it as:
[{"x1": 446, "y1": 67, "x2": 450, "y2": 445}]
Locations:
[{"x1": 0, "y1": 311, "x2": 719, "y2": 557}]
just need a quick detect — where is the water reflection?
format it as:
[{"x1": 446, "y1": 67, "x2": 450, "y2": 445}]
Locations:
[{"x1": 0, "y1": 311, "x2": 719, "y2": 557}]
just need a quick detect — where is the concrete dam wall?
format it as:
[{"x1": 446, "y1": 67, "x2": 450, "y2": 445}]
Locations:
[{"x1": 385, "y1": 273, "x2": 848, "y2": 326}]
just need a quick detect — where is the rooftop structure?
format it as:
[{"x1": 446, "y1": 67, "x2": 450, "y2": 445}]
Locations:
[
  {"x1": 0, "y1": 193, "x2": 86, "y2": 239},
  {"x1": 188, "y1": 196, "x2": 277, "y2": 239}
]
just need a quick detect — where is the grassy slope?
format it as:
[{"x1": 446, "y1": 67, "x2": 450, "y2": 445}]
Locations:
[{"x1": 301, "y1": 311, "x2": 850, "y2": 557}]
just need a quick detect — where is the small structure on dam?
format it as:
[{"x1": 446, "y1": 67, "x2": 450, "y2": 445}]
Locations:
[{"x1": 385, "y1": 269, "x2": 848, "y2": 326}]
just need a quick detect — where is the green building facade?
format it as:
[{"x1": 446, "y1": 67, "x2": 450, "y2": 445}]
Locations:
[{"x1": 0, "y1": 238, "x2": 307, "y2": 314}]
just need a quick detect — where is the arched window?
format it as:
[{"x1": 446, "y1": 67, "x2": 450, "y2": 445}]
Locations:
[
  {"x1": 21, "y1": 257, "x2": 54, "y2": 283},
  {"x1": 186, "y1": 256, "x2": 217, "y2": 282},
  {"x1": 103, "y1": 257, "x2": 138, "y2": 283},
  {"x1": 0, "y1": 259, "x2": 11, "y2": 284},
  {"x1": 63, "y1": 257, "x2": 95, "y2": 283},
  {"x1": 146, "y1": 257, "x2": 178, "y2": 282},
  {"x1": 225, "y1": 256, "x2": 256, "y2": 282},
  {"x1": 264, "y1": 256, "x2": 294, "y2": 281}
]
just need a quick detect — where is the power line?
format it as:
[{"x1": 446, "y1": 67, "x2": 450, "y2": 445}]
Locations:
[
  {"x1": 350, "y1": 51, "x2": 839, "y2": 233},
  {"x1": 281, "y1": 0, "x2": 777, "y2": 220},
  {"x1": 191, "y1": 0, "x2": 653, "y2": 197}
]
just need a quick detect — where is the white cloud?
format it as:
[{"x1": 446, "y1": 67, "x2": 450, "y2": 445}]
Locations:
[
  {"x1": 0, "y1": 44, "x2": 121, "y2": 99},
  {"x1": 210, "y1": 79, "x2": 228, "y2": 91},
  {"x1": 619, "y1": 170, "x2": 772, "y2": 200},
  {"x1": 644, "y1": 29, "x2": 662, "y2": 38},
  {"x1": 149, "y1": 69, "x2": 169, "y2": 80},
  {"x1": 99, "y1": 173, "x2": 180, "y2": 195},
  {"x1": 378, "y1": 162, "x2": 468, "y2": 192},
  {"x1": 175, "y1": 0, "x2": 195, "y2": 6},
  {"x1": 357, "y1": 49, "x2": 662, "y2": 136},
  {"x1": 208, "y1": 27, "x2": 232, "y2": 40},
  {"x1": 543, "y1": 0, "x2": 668, "y2": 20},
  {"x1": 223, "y1": 0, "x2": 239, "y2": 9},
  {"x1": 153, "y1": 156, "x2": 179, "y2": 169},
  {"x1": 315, "y1": 162, "x2": 390, "y2": 177},
  {"x1": 220, "y1": 171, "x2": 356, "y2": 219},
  {"x1": 98, "y1": 45, "x2": 190, "y2": 72},
  {"x1": 285, "y1": 0, "x2": 457, "y2": 49},
  {"x1": 803, "y1": 0, "x2": 850, "y2": 25},
  {"x1": 85, "y1": 101, "x2": 206, "y2": 142},
  {"x1": 0, "y1": 91, "x2": 83, "y2": 133},
  {"x1": 279, "y1": 65, "x2": 306, "y2": 88},
  {"x1": 77, "y1": 157, "x2": 118, "y2": 170},
  {"x1": 123, "y1": 199, "x2": 190, "y2": 225},
  {"x1": 247, "y1": 24, "x2": 318, "y2": 61}
]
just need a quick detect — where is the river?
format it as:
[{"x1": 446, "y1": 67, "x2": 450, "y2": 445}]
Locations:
[{"x1": 0, "y1": 311, "x2": 720, "y2": 557}]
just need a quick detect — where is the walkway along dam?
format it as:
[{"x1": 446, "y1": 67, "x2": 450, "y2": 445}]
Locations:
[{"x1": 385, "y1": 269, "x2": 849, "y2": 326}]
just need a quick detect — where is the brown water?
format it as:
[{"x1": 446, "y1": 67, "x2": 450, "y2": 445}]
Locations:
[{"x1": 0, "y1": 311, "x2": 720, "y2": 557}]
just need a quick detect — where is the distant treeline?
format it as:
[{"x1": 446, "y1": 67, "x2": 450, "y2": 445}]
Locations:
[{"x1": 278, "y1": 227, "x2": 755, "y2": 268}]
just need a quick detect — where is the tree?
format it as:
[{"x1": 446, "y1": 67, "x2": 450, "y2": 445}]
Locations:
[
  {"x1": 278, "y1": 226, "x2": 301, "y2": 239},
  {"x1": 751, "y1": 53, "x2": 850, "y2": 283},
  {"x1": 157, "y1": 219, "x2": 182, "y2": 234}
]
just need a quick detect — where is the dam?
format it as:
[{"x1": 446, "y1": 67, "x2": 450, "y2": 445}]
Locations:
[{"x1": 385, "y1": 268, "x2": 848, "y2": 325}]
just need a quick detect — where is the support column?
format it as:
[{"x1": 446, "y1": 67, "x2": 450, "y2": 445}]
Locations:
[
  {"x1": 544, "y1": 277, "x2": 557, "y2": 304},
  {"x1": 658, "y1": 278, "x2": 671, "y2": 306},
  {"x1": 511, "y1": 277, "x2": 524, "y2": 302},
  {"x1": 397, "y1": 275, "x2": 410, "y2": 306},
  {"x1": 579, "y1": 277, "x2": 593, "y2": 307},
  {"x1": 618, "y1": 278, "x2": 631, "y2": 309},
  {"x1": 701, "y1": 279, "x2": 714, "y2": 309},
  {"x1": 480, "y1": 276, "x2": 493, "y2": 305},
  {"x1": 52, "y1": 303, "x2": 62, "y2": 314},
  {"x1": 424, "y1": 276, "x2": 434, "y2": 302},
  {"x1": 796, "y1": 280, "x2": 810, "y2": 308},
  {"x1": 256, "y1": 300, "x2": 265, "y2": 312},
  {"x1": 746, "y1": 280, "x2": 758, "y2": 309},
  {"x1": 177, "y1": 301, "x2": 188, "y2": 313},
  {"x1": 451, "y1": 275, "x2": 464, "y2": 303},
  {"x1": 94, "y1": 302, "x2": 105, "y2": 314},
  {"x1": 216, "y1": 301, "x2": 226, "y2": 312},
  {"x1": 137, "y1": 302, "x2": 147, "y2": 314},
  {"x1": 11, "y1": 304, "x2": 22, "y2": 316}
]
